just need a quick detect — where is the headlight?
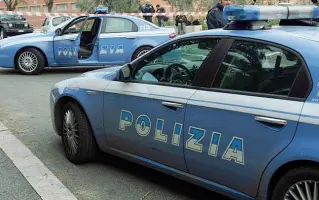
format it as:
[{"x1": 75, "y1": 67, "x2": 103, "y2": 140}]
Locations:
[
  {"x1": 8, "y1": 23, "x2": 12, "y2": 27},
  {"x1": 24, "y1": 23, "x2": 28, "y2": 27}
]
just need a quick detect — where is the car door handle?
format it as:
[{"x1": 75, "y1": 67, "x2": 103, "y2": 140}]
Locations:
[
  {"x1": 126, "y1": 36, "x2": 136, "y2": 39},
  {"x1": 162, "y1": 101, "x2": 184, "y2": 109},
  {"x1": 254, "y1": 116, "x2": 287, "y2": 126}
]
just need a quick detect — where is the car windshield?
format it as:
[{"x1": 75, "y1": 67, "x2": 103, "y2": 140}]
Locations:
[
  {"x1": 43, "y1": 17, "x2": 74, "y2": 33},
  {"x1": 0, "y1": 14, "x2": 24, "y2": 20},
  {"x1": 52, "y1": 16, "x2": 71, "y2": 26}
]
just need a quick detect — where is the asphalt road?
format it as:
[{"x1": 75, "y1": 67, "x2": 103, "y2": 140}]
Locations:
[{"x1": 0, "y1": 67, "x2": 232, "y2": 200}]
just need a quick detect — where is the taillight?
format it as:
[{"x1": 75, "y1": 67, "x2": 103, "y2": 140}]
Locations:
[{"x1": 169, "y1": 33, "x2": 176, "y2": 38}]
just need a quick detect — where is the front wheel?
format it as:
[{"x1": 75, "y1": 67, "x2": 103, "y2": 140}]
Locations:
[
  {"x1": 271, "y1": 167, "x2": 319, "y2": 200},
  {"x1": 15, "y1": 48, "x2": 45, "y2": 75},
  {"x1": 60, "y1": 101, "x2": 98, "y2": 164}
]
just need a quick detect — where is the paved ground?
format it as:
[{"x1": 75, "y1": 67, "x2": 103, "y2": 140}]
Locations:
[{"x1": 0, "y1": 67, "x2": 232, "y2": 200}]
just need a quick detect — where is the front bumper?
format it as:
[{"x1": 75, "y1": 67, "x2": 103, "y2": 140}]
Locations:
[{"x1": 6, "y1": 29, "x2": 33, "y2": 35}]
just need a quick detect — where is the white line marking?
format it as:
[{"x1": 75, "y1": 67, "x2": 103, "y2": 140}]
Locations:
[{"x1": 0, "y1": 123, "x2": 77, "y2": 200}]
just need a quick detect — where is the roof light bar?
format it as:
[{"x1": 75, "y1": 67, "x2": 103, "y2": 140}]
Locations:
[
  {"x1": 223, "y1": 5, "x2": 319, "y2": 21},
  {"x1": 95, "y1": 5, "x2": 109, "y2": 14}
]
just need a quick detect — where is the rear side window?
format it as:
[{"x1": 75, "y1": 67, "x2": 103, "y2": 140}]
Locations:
[
  {"x1": 101, "y1": 18, "x2": 137, "y2": 33},
  {"x1": 212, "y1": 40, "x2": 304, "y2": 97}
]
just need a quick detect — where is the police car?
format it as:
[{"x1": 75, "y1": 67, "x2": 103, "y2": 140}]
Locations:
[
  {"x1": 0, "y1": 7, "x2": 176, "y2": 75},
  {"x1": 50, "y1": 5, "x2": 319, "y2": 200}
]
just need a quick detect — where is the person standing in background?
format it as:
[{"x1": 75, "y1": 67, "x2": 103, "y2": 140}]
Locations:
[
  {"x1": 206, "y1": 0, "x2": 231, "y2": 29},
  {"x1": 140, "y1": 0, "x2": 155, "y2": 23},
  {"x1": 156, "y1": 5, "x2": 166, "y2": 27}
]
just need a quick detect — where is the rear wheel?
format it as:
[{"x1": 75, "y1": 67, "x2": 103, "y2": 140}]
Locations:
[
  {"x1": 60, "y1": 101, "x2": 98, "y2": 164},
  {"x1": 15, "y1": 48, "x2": 45, "y2": 75},
  {"x1": 271, "y1": 167, "x2": 319, "y2": 200},
  {"x1": 132, "y1": 46, "x2": 153, "y2": 60}
]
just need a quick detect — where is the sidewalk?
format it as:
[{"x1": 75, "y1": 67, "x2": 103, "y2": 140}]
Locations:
[
  {"x1": 0, "y1": 148, "x2": 41, "y2": 200},
  {"x1": 0, "y1": 122, "x2": 77, "y2": 200}
]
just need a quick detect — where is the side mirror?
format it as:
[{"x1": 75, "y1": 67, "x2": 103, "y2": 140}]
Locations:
[
  {"x1": 116, "y1": 64, "x2": 132, "y2": 81},
  {"x1": 55, "y1": 28, "x2": 62, "y2": 36}
]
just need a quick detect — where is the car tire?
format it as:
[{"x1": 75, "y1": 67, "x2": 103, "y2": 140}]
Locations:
[
  {"x1": 132, "y1": 46, "x2": 153, "y2": 60},
  {"x1": 60, "y1": 101, "x2": 98, "y2": 164},
  {"x1": 271, "y1": 166, "x2": 319, "y2": 200},
  {"x1": 15, "y1": 48, "x2": 45, "y2": 75},
  {"x1": 0, "y1": 28, "x2": 6, "y2": 40}
]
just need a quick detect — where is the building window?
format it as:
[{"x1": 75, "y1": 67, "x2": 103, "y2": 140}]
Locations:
[
  {"x1": 17, "y1": 7, "x2": 27, "y2": 12},
  {"x1": 43, "y1": 5, "x2": 49, "y2": 12},
  {"x1": 56, "y1": 4, "x2": 68, "y2": 11},
  {"x1": 71, "y1": 3, "x2": 79, "y2": 11},
  {"x1": 30, "y1": 6, "x2": 40, "y2": 12}
]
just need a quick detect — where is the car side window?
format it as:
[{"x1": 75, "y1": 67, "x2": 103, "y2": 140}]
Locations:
[
  {"x1": 42, "y1": 18, "x2": 49, "y2": 26},
  {"x1": 212, "y1": 40, "x2": 303, "y2": 96},
  {"x1": 101, "y1": 18, "x2": 137, "y2": 33},
  {"x1": 132, "y1": 38, "x2": 219, "y2": 86},
  {"x1": 63, "y1": 18, "x2": 94, "y2": 35}
]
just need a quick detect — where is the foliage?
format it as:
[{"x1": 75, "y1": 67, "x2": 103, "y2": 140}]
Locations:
[
  {"x1": 2, "y1": 0, "x2": 22, "y2": 11},
  {"x1": 43, "y1": 0, "x2": 54, "y2": 12}
]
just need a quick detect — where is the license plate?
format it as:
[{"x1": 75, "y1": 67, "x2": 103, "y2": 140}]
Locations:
[{"x1": 18, "y1": 30, "x2": 24, "y2": 32}]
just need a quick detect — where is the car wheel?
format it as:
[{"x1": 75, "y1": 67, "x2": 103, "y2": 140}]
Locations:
[
  {"x1": 271, "y1": 167, "x2": 319, "y2": 200},
  {"x1": 15, "y1": 48, "x2": 45, "y2": 75},
  {"x1": 61, "y1": 101, "x2": 98, "y2": 164},
  {"x1": 0, "y1": 28, "x2": 6, "y2": 40},
  {"x1": 132, "y1": 46, "x2": 152, "y2": 60}
]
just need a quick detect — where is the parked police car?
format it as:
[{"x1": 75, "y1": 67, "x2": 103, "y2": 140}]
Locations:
[
  {"x1": 0, "y1": 7, "x2": 176, "y2": 75},
  {"x1": 50, "y1": 5, "x2": 319, "y2": 200},
  {"x1": 0, "y1": 14, "x2": 33, "y2": 40}
]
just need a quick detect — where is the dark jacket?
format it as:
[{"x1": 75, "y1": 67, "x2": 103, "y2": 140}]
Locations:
[
  {"x1": 206, "y1": 3, "x2": 227, "y2": 29},
  {"x1": 156, "y1": 7, "x2": 166, "y2": 19}
]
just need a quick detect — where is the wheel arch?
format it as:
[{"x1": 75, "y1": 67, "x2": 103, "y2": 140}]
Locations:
[
  {"x1": 266, "y1": 160, "x2": 319, "y2": 200},
  {"x1": 131, "y1": 45, "x2": 154, "y2": 61},
  {"x1": 14, "y1": 46, "x2": 48, "y2": 69},
  {"x1": 54, "y1": 95, "x2": 93, "y2": 136}
]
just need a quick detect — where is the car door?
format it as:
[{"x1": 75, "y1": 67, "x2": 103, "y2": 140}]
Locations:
[
  {"x1": 53, "y1": 17, "x2": 87, "y2": 65},
  {"x1": 183, "y1": 38, "x2": 309, "y2": 197},
  {"x1": 98, "y1": 17, "x2": 139, "y2": 65},
  {"x1": 103, "y1": 37, "x2": 223, "y2": 171}
]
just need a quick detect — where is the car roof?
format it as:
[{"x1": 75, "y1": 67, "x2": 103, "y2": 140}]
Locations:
[
  {"x1": 88, "y1": 14, "x2": 160, "y2": 28},
  {"x1": 175, "y1": 25, "x2": 319, "y2": 73}
]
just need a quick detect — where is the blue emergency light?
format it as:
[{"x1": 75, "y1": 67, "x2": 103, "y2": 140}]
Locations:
[
  {"x1": 95, "y1": 5, "x2": 109, "y2": 14},
  {"x1": 223, "y1": 5, "x2": 319, "y2": 21}
]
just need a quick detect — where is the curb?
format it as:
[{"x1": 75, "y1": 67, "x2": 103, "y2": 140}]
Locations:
[{"x1": 0, "y1": 121, "x2": 78, "y2": 200}]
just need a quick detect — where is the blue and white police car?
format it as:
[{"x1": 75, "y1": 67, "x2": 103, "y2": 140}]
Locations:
[
  {"x1": 50, "y1": 5, "x2": 319, "y2": 200},
  {"x1": 0, "y1": 7, "x2": 176, "y2": 75}
]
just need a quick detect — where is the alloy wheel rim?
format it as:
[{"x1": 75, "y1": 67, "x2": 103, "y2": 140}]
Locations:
[
  {"x1": 63, "y1": 110, "x2": 79, "y2": 155},
  {"x1": 18, "y1": 51, "x2": 38, "y2": 73},
  {"x1": 137, "y1": 49, "x2": 149, "y2": 58},
  {"x1": 284, "y1": 180, "x2": 318, "y2": 200}
]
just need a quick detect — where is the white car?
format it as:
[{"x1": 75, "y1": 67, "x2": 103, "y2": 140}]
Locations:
[{"x1": 41, "y1": 16, "x2": 72, "y2": 32}]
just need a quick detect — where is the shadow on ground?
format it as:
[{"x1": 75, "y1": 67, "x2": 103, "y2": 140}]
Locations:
[
  {"x1": 52, "y1": 138, "x2": 232, "y2": 200},
  {"x1": 97, "y1": 152, "x2": 232, "y2": 200}
]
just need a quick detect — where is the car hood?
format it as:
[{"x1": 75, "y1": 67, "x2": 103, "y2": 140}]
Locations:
[
  {"x1": 0, "y1": 32, "x2": 54, "y2": 46},
  {"x1": 81, "y1": 66, "x2": 122, "y2": 80}
]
